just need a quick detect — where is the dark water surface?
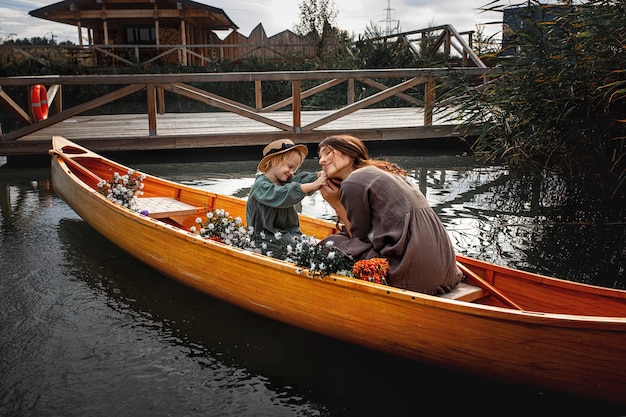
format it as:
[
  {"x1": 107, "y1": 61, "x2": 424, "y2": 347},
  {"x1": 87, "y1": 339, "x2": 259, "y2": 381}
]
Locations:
[{"x1": 1, "y1": 150, "x2": 625, "y2": 417}]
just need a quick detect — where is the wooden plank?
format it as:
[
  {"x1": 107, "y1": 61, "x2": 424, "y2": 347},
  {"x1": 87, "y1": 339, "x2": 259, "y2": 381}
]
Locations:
[
  {"x1": 0, "y1": 109, "x2": 475, "y2": 155},
  {"x1": 255, "y1": 80, "x2": 262, "y2": 111},
  {"x1": 159, "y1": 83, "x2": 292, "y2": 131},
  {"x1": 440, "y1": 282, "x2": 485, "y2": 302},
  {"x1": 147, "y1": 84, "x2": 157, "y2": 136},
  {"x1": 303, "y1": 78, "x2": 424, "y2": 130},
  {"x1": 13, "y1": 108, "x2": 435, "y2": 140},
  {"x1": 359, "y1": 78, "x2": 419, "y2": 105},
  {"x1": 0, "y1": 87, "x2": 32, "y2": 124},
  {"x1": 135, "y1": 197, "x2": 199, "y2": 218},
  {"x1": 262, "y1": 78, "x2": 345, "y2": 112},
  {"x1": 425, "y1": 78, "x2": 435, "y2": 126},
  {"x1": 292, "y1": 80, "x2": 301, "y2": 132},
  {"x1": 0, "y1": 68, "x2": 496, "y2": 87}
]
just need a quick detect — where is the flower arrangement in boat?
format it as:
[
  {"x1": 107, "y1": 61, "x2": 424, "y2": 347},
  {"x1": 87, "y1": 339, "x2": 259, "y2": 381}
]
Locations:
[
  {"x1": 284, "y1": 235, "x2": 355, "y2": 278},
  {"x1": 191, "y1": 209, "x2": 253, "y2": 248},
  {"x1": 191, "y1": 209, "x2": 386, "y2": 283},
  {"x1": 352, "y1": 258, "x2": 389, "y2": 284},
  {"x1": 97, "y1": 169, "x2": 146, "y2": 210}
]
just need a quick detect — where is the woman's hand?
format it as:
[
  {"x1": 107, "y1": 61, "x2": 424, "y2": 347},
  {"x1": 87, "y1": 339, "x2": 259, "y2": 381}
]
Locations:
[
  {"x1": 320, "y1": 178, "x2": 341, "y2": 207},
  {"x1": 321, "y1": 178, "x2": 351, "y2": 237}
]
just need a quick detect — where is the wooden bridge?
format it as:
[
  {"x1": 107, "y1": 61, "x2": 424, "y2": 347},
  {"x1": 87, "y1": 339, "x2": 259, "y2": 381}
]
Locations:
[{"x1": 0, "y1": 67, "x2": 496, "y2": 157}]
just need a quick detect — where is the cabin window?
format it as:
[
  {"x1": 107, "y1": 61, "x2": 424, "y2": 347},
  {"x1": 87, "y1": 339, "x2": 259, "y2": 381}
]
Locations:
[{"x1": 126, "y1": 27, "x2": 156, "y2": 44}]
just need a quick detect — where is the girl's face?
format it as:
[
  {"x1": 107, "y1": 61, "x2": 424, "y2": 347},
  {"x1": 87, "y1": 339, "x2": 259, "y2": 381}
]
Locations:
[
  {"x1": 266, "y1": 151, "x2": 303, "y2": 184},
  {"x1": 318, "y1": 145, "x2": 353, "y2": 180}
]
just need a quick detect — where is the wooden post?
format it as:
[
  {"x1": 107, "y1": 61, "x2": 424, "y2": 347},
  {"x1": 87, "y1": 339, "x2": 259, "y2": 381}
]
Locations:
[
  {"x1": 28, "y1": 85, "x2": 34, "y2": 120},
  {"x1": 255, "y1": 80, "x2": 262, "y2": 111},
  {"x1": 154, "y1": 4, "x2": 160, "y2": 47},
  {"x1": 292, "y1": 80, "x2": 301, "y2": 133},
  {"x1": 157, "y1": 87, "x2": 165, "y2": 114},
  {"x1": 347, "y1": 78, "x2": 354, "y2": 105},
  {"x1": 424, "y1": 77, "x2": 435, "y2": 126},
  {"x1": 56, "y1": 85, "x2": 63, "y2": 114},
  {"x1": 103, "y1": 19, "x2": 109, "y2": 45},
  {"x1": 77, "y1": 21, "x2": 83, "y2": 47},
  {"x1": 101, "y1": 3, "x2": 109, "y2": 45},
  {"x1": 189, "y1": 25, "x2": 195, "y2": 66},
  {"x1": 464, "y1": 32, "x2": 473, "y2": 66},
  {"x1": 147, "y1": 84, "x2": 157, "y2": 136},
  {"x1": 180, "y1": 20, "x2": 187, "y2": 65},
  {"x1": 47, "y1": 84, "x2": 62, "y2": 114}
]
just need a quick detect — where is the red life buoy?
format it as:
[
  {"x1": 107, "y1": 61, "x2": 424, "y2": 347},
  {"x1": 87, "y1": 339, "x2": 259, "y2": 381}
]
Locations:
[{"x1": 31, "y1": 84, "x2": 49, "y2": 121}]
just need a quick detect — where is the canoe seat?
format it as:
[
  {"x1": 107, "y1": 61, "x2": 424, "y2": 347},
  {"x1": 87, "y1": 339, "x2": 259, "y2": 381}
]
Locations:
[
  {"x1": 440, "y1": 282, "x2": 485, "y2": 302},
  {"x1": 135, "y1": 197, "x2": 201, "y2": 218}
]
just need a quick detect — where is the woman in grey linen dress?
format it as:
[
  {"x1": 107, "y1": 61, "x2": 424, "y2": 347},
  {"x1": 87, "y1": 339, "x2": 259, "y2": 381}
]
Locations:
[
  {"x1": 317, "y1": 134, "x2": 462, "y2": 294},
  {"x1": 246, "y1": 138, "x2": 327, "y2": 256}
]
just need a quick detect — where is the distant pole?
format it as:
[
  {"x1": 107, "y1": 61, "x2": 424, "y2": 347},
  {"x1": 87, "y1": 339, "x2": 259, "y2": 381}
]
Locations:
[{"x1": 381, "y1": 0, "x2": 399, "y2": 36}]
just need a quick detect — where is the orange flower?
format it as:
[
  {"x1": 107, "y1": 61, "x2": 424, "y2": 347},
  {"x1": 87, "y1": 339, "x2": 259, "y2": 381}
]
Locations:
[{"x1": 352, "y1": 258, "x2": 389, "y2": 284}]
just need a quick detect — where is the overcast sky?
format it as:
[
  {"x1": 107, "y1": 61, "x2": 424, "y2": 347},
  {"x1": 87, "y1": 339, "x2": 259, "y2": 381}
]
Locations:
[{"x1": 0, "y1": 0, "x2": 518, "y2": 44}]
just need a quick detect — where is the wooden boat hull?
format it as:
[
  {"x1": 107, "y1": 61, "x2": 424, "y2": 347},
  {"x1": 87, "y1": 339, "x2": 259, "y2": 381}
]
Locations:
[{"x1": 50, "y1": 136, "x2": 626, "y2": 405}]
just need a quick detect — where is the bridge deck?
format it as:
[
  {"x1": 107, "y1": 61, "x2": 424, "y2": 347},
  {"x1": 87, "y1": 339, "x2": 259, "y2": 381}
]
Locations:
[{"x1": 1, "y1": 107, "x2": 468, "y2": 156}]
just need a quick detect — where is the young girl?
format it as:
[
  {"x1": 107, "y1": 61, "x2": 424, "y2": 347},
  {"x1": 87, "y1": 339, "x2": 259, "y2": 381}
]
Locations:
[
  {"x1": 246, "y1": 138, "x2": 327, "y2": 256},
  {"x1": 317, "y1": 134, "x2": 462, "y2": 295}
]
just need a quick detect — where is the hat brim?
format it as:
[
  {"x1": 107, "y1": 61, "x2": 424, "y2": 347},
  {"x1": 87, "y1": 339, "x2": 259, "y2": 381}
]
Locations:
[{"x1": 257, "y1": 144, "x2": 308, "y2": 172}]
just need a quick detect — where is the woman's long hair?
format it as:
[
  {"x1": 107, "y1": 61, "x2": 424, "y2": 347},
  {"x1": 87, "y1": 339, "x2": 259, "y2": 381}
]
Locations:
[{"x1": 318, "y1": 134, "x2": 407, "y2": 176}]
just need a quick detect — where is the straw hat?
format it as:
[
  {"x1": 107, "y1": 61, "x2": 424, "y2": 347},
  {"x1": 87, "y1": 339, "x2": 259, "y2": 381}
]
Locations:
[{"x1": 257, "y1": 139, "x2": 308, "y2": 172}]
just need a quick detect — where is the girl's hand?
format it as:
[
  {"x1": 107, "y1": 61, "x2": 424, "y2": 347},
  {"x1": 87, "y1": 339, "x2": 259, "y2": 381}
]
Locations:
[{"x1": 302, "y1": 171, "x2": 328, "y2": 193}]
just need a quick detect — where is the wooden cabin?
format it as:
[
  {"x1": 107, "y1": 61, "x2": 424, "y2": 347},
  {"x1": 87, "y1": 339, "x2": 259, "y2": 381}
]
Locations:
[
  {"x1": 27, "y1": 0, "x2": 317, "y2": 66},
  {"x1": 29, "y1": 0, "x2": 237, "y2": 47}
]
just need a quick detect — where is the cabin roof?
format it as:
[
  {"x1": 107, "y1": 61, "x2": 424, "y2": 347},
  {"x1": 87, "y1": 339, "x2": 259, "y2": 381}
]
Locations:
[{"x1": 29, "y1": 0, "x2": 238, "y2": 31}]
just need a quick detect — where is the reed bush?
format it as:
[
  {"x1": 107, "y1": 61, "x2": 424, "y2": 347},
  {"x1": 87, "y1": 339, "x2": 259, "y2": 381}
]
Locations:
[{"x1": 439, "y1": 0, "x2": 625, "y2": 199}]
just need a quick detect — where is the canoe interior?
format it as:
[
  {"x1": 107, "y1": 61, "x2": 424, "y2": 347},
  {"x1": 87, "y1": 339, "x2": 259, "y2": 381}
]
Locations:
[{"x1": 52, "y1": 138, "x2": 626, "y2": 318}]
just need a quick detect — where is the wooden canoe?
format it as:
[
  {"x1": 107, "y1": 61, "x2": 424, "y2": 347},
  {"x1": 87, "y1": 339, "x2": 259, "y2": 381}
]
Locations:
[{"x1": 49, "y1": 135, "x2": 626, "y2": 405}]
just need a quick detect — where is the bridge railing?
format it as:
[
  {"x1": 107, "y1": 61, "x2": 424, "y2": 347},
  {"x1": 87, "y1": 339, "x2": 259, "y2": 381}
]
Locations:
[
  {"x1": 0, "y1": 67, "x2": 496, "y2": 141},
  {"x1": 0, "y1": 42, "x2": 317, "y2": 68},
  {"x1": 364, "y1": 25, "x2": 485, "y2": 68}
]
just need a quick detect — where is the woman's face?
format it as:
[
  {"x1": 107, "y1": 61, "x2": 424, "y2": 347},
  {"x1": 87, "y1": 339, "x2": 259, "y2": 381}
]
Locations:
[{"x1": 318, "y1": 145, "x2": 353, "y2": 180}]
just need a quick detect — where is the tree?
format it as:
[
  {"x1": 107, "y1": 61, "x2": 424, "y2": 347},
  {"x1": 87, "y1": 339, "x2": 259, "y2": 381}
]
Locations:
[
  {"x1": 293, "y1": 0, "x2": 338, "y2": 39},
  {"x1": 293, "y1": 0, "x2": 347, "y2": 61}
]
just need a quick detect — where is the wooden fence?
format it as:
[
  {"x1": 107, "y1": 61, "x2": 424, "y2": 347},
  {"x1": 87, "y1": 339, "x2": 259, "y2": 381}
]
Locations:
[{"x1": 1, "y1": 25, "x2": 483, "y2": 68}]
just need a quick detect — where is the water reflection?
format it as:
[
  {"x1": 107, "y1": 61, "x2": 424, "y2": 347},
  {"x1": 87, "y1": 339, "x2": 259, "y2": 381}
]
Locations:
[{"x1": 0, "y1": 168, "x2": 53, "y2": 236}]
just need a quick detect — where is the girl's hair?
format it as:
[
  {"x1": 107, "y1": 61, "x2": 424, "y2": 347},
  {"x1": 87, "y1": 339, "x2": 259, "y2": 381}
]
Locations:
[
  {"x1": 318, "y1": 134, "x2": 407, "y2": 176},
  {"x1": 258, "y1": 148, "x2": 306, "y2": 173}
]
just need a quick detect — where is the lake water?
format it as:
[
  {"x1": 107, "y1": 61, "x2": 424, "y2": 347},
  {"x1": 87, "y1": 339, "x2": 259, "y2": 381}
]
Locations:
[{"x1": 1, "y1": 147, "x2": 624, "y2": 417}]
